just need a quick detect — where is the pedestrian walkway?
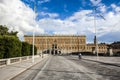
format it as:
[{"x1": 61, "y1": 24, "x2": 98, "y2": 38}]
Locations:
[
  {"x1": 0, "y1": 55, "x2": 49, "y2": 80},
  {"x1": 82, "y1": 56, "x2": 120, "y2": 67}
]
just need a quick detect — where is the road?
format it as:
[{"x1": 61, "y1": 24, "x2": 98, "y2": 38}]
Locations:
[{"x1": 11, "y1": 55, "x2": 120, "y2": 80}]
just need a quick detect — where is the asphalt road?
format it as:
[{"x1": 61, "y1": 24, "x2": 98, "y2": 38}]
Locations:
[{"x1": 11, "y1": 55, "x2": 120, "y2": 80}]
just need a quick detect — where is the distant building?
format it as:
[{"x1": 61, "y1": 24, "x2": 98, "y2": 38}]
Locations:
[
  {"x1": 24, "y1": 35, "x2": 86, "y2": 55},
  {"x1": 24, "y1": 35, "x2": 108, "y2": 55},
  {"x1": 110, "y1": 41, "x2": 120, "y2": 55},
  {"x1": 86, "y1": 36, "x2": 108, "y2": 55},
  {"x1": 86, "y1": 43, "x2": 108, "y2": 55}
]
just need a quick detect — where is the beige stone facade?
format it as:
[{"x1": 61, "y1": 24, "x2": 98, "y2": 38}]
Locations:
[
  {"x1": 24, "y1": 35, "x2": 86, "y2": 54},
  {"x1": 86, "y1": 43, "x2": 108, "y2": 54},
  {"x1": 24, "y1": 35, "x2": 108, "y2": 55}
]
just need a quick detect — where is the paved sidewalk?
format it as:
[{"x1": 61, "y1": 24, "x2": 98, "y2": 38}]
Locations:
[
  {"x1": 82, "y1": 56, "x2": 120, "y2": 66},
  {"x1": 0, "y1": 56, "x2": 49, "y2": 80}
]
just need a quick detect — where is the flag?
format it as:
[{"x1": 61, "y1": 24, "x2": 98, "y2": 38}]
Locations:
[{"x1": 99, "y1": 14, "x2": 106, "y2": 20}]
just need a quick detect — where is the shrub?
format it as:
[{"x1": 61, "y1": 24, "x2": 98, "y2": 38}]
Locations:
[{"x1": 0, "y1": 35, "x2": 22, "y2": 58}]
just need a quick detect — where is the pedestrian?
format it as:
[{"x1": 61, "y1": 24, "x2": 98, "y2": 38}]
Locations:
[{"x1": 78, "y1": 53, "x2": 82, "y2": 59}]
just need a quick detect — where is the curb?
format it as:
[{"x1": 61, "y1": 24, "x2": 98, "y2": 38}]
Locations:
[{"x1": 9, "y1": 56, "x2": 49, "y2": 80}]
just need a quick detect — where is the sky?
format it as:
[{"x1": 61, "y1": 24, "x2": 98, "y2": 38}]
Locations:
[{"x1": 0, "y1": 0, "x2": 120, "y2": 43}]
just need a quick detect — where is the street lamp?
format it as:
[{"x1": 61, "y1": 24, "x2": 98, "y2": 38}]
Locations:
[
  {"x1": 93, "y1": 7, "x2": 106, "y2": 60},
  {"x1": 32, "y1": 0, "x2": 36, "y2": 63},
  {"x1": 94, "y1": 7, "x2": 98, "y2": 60},
  {"x1": 32, "y1": 29, "x2": 35, "y2": 63}
]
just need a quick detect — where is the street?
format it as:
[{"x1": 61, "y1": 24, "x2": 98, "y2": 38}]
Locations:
[{"x1": 11, "y1": 55, "x2": 120, "y2": 80}]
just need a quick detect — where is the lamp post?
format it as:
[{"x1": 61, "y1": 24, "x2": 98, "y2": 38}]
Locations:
[
  {"x1": 94, "y1": 7, "x2": 98, "y2": 60},
  {"x1": 32, "y1": 30, "x2": 35, "y2": 63},
  {"x1": 32, "y1": 0, "x2": 36, "y2": 63},
  {"x1": 46, "y1": 34, "x2": 47, "y2": 55}
]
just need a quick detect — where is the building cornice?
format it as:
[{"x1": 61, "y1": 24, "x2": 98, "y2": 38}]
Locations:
[{"x1": 24, "y1": 34, "x2": 86, "y2": 37}]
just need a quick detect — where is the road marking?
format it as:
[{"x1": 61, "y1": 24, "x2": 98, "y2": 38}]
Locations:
[{"x1": 33, "y1": 56, "x2": 51, "y2": 80}]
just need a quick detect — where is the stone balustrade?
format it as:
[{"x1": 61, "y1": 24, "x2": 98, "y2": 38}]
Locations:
[{"x1": 0, "y1": 54, "x2": 48, "y2": 67}]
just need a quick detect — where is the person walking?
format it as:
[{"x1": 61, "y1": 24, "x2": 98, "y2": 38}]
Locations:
[{"x1": 78, "y1": 53, "x2": 82, "y2": 59}]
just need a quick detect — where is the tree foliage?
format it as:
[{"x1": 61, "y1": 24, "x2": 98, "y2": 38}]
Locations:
[
  {"x1": 30, "y1": 44, "x2": 37, "y2": 55},
  {"x1": 0, "y1": 25, "x2": 18, "y2": 37},
  {"x1": 0, "y1": 25, "x2": 37, "y2": 59},
  {"x1": 0, "y1": 25, "x2": 9, "y2": 35},
  {"x1": 21, "y1": 42, "x2": 30, "y2": 56},
  {"x1": 21, "y1": 42, "x2": 37, "y2": 56},
  {"x1": 0, "y1": 35, "x2": 22, "y2": 58}
]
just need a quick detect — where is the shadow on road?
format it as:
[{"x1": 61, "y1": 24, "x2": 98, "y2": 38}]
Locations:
[{"x1": 82, "y1": 59, "x2": 120, "y2": 67}]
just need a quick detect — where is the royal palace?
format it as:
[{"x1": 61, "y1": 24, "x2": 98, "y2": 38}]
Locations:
[{"x1": 24, "y1": 35, "x2": 108, "y2": 55}]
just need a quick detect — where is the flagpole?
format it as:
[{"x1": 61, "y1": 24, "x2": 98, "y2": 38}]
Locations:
[
  {"x1": 94, "y1": 7, "x2": 98, "y2": 60},
  {"x1": 32, "y1": 30, "x2": 35, "y2": 63},
  {"x1": 32, "y1": 0, "x2": 36, "y2": 63}
]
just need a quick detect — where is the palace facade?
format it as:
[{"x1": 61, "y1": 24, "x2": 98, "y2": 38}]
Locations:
[{"x1": 24, "y1": 35, "x2": 108, "y2": 55}]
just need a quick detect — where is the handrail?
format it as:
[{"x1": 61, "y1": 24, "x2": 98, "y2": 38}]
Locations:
[{"x1": 0, "y1": 55, "x2": 41, "y2": 67}]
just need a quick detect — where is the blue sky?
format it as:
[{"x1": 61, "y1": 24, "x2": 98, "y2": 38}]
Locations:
[
  {"x1": 21, "y1": 0, "x2": 120, "y2": 19},
  {"x1": 21, "y1": 0, "x2": 119, "y2": 19},
  {"x1": 0, "y1": 0, "x2": 120, "y2": 43}
]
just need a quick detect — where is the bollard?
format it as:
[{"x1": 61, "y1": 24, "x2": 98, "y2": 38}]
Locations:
[{"x1": 7, "y1": 59, "x2": 10, "y2": 65}]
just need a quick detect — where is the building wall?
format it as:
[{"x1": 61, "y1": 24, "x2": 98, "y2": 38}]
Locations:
[
  {"x1": 86, "y1": 43, "x2": 108, "y2": 54},
  {"x1": 24, "y1": 35, "x2": 108, "y2": 55},
  {"x1": 24, "y1": 35, "x2": 86, "y2": 54},
  {"x1": 110, "y1": 42, "x2": 120, "y2": 54}
]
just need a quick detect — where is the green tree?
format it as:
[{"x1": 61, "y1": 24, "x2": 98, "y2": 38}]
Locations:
[
  {"x1": 0, "y1": 35, "x2": 22, "y2": 58},
  {"x1": 21, "y1": 42, "x2": 30, "y2": 56},
  {"x1": 0, "y1": 25, "x2": 9, "y2": 35},
  {"x1": 0, "y1": 25, "x2": 37, "y2": 58},
  {"x1": 30, "y1": 44, "x2": 37, "y2": 55},
  {"x1": 0, "y1": 25, "x2": 18, "y2": 37},
  {"x1": 0, "y1": 36, "x2": 5, "y2": 58},
  {"x1": 9, "y1": 31, "x2": 18, "y2": 37}
]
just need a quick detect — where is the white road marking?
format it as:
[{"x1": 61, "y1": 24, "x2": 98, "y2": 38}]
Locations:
[{"x1": 34, "y1": 56, "x2": 51, "y2": 80}]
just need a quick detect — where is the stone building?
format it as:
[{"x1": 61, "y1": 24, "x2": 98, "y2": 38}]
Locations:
[
  {"x1": 86, "y1": 36, "x2": 108, "y2": 55},
  {"x1": 110, "y1": 41, "x2": 120, "y2": 55},
  {"x1": 86, "y1": 43, "x2": 108, "y2": 55},
  {"x1": 24, "y1": 35, "x2": 86, "y2": 55},
  {"x1": 24, "y1": 35, "x2": 108, "y2": 55}
]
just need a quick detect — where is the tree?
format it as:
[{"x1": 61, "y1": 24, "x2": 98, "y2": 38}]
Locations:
[
  {"x1": 0, "y1": 25, "x2": 38, "y2": 58},
  {"x1": 21, "y1": 42, "x2": 30, "y2": 56},
  {"x1": 9, "y1": 31, "x2": 18, "y2": 37},
  {"x1": 0, "y1": 25, "x2": 9, "y2": 35},
  {"x1": 0, "y1": 25, "x2": 18, "y2": 37},
  {"x1": 0, "y1": 35, "x2": 22, "y2": 58},
  {"x1": 30, "y1": 44, "x2": 37, "y2": 55}
]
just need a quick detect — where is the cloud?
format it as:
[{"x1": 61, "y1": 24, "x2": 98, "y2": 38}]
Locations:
[
  {"x1": 0, "y1": 0, "x2": 44, "y2": 40},
  {"x1": 111, "y1": 4, "x2": 120, "y2": 13},
  {"x1": 90, "y1": 0, "x2": 102, "y2": 6},
  {"x1": 39, "y1": 12, "x2": 59, "y2": 18},
  {"x1": 37, "y1": 7, "x2": 120, "y2": 43},
  {"x1": 1, "y1": 0, "x2": 119, "y2": 43},
  {"x1": 38, "y1": 0, "x2": 50, "y2": 4},
  {"x1": 38, "y1": 10, "x2": 93, "y2": 36},
  {"x1": 98, "y1": 4, "x2": 107, "y2": 13}
]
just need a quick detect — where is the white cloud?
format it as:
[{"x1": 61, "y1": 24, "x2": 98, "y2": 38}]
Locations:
[
  {"x1": 111, "y1": 4, "x2": 120, "y2": 13},
  {"x1": 98, "y1": 4, "x2": 106, "y2": 13},
  {"x1": 38, "y1": 10, "x2": 94, "y2": 36},
  {"x1": 0, "y1": 0, "x2": 44, "y2": 40},
  {"x1": 90, "y1": 0, "x2": 101, "y2": 6},
  {"x1": 38, "y1": 8, "x2": 120, "y2": 42},
  {"x1": 38, "y1": 0, "x2": 50, "y2": 4},
  {"x1": 40, "y1": 12, "x2": 59, "y2": 18},
  {"x1": 1, "y1": 0, "x2": 119, "y2": 43}
]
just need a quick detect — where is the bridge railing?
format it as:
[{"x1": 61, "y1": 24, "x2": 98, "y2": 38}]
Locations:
[{"x1": 0, "y1": 54, "x2": 48, "y2": 67}]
